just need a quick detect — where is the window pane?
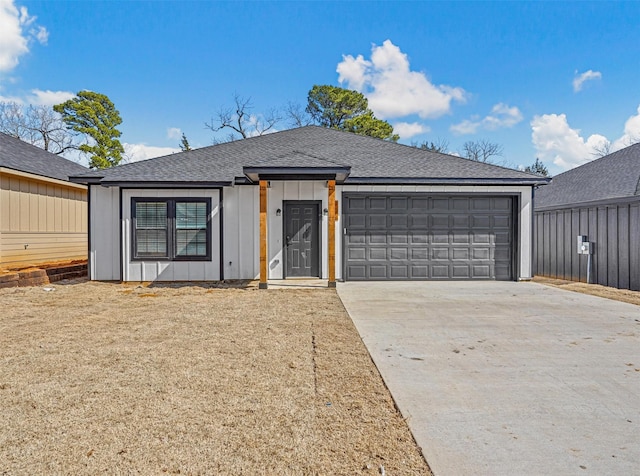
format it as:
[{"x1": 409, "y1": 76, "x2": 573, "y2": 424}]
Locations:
[
  {"x1": 175, "y1": 202, "x2": 208, "y2": 257},
  {"x1": 176, "y1": 202, "x2": 207, "y2": 229},
  {"x1": 176, "y1": 229, "x2": 207, "y2": 256},
  {"x1": 135, "y1": 202, "x2": 168, "y2": 257}
]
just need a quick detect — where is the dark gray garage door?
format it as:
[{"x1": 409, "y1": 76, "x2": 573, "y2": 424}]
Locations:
[{"x1": 343, "y1": 194, "x2": 514, "y2": 280}]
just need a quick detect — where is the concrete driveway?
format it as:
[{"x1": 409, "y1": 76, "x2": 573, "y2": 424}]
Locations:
[{"x1": 337, "y1": 281, "x2": 640, "y2": 476}]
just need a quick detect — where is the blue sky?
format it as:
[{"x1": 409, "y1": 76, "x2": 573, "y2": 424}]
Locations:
[{"x1": 1, "y1": 1, "x2": 639, "y2": 174}]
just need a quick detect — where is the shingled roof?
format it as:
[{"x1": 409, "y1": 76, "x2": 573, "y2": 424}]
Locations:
[
  {"x1": 536, "y1": 142, "x2": 640, "y2": 209},
  {"x1": 73, "y1": 126, "x2": 547, "y2": 186},
  {"x1": 0, "y1": 132, "x2": 87, "y2": 182}
]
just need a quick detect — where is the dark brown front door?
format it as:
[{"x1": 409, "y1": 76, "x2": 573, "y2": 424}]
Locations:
[{"x1": 284, "y1": 201, "x2": 320, "y2": 278}]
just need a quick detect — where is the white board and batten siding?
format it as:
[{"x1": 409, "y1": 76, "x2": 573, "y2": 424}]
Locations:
[
  {"x1": 90, "y1": 182, "x2": 533, "y2": 282},
  {"x1": 121, "y1": 189, "x2": 221, "y2": 282},
  {"x1": 223, "y1": 181, "x2": 340, "y2": 280},
  {"x1": 89, "y1": 185, "x2": 120, "y2": 280}
]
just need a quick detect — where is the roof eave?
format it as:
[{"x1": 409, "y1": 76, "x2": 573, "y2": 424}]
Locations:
[
  {"x1": 344, "y1": 177, "x2": 550, "y2": 186},
  {"x1": 243, "y1": 166, "x2": 351, "y2": 183}
]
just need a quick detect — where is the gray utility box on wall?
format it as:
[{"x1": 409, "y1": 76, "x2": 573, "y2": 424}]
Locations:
[{"x1": 577, "y1": 235, "x2": 592, "y2": 255}]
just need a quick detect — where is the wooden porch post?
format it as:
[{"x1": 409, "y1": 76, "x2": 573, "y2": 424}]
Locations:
[
  {"x1": 327, "y1": 179, "x2": 336, "y2": 288},
  {"x1": 259, "y1": 180, "x2": 268, "y2": 289}
]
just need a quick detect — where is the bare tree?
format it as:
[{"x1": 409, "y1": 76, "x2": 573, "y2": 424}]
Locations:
[
  {"x1": 0, "y1": 102, "x2": 76, "y2": 155},
  {"x1": 591, "y1": 140, "x2": 612, "y2": 158},
  {"x1": 285, "y1": 101, "x2": 313, "y2": 127},
  {"x1": 411, "y1": 137, "x2": 450, "y2": 153},
  {"x1": 461, "y1": 139, "x2": 503, "y2": 163},
  {"x1": 205, "y1": 94, "x2": 281, "y2": 141}
]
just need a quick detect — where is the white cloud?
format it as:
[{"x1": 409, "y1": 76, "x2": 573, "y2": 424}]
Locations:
[
  {"x1": 393, "y1": 121, "x2": 429, "y2": 139},
  {"x1": 0, "y1": 88, "x2": 75, "y2": 106},
  {"x1": 451, "y1": 103, "x2": 523, "y2": 135},
  {"x1": 532, "y1": 105, "x2": 640, "y2": 171},
  {"x1": 167, "y1": 127, "x2": 182, "y2": 140},
  {"x1": 337, "y1": 40, "x2": 466, "y2": 120},
  {"x1": 124, "y1": 143, "x2": 180, "y2": 163},
  {"x1": 611, "y1": 105, "x2": 640, "y2": 151},
  {"x1": 573, "y1": 69, "x2": 602, "y2": 92},
  {"x1": 531, "y1": 113, "x2": 609, "y2": 170},
  {"x1": 0, "y1": 1, "x2": 48, "y2": 73},
  {"x1": 28, "y1": 89, "x2": 75, "y2": 106}
]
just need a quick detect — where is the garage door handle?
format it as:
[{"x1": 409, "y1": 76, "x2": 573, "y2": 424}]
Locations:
[{"x1": 343, "y1": 228, "x2": 347, "y2": 235}]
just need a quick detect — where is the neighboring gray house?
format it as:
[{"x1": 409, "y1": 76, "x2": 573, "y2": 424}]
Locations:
[
  {"x1": 71, "y1": 126, "x2": 547, "y2": 287},
  {"x1": 534, "y1": 142, "x2": 640, "y2": 291}
]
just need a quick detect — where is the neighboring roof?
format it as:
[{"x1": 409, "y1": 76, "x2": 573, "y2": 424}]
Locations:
[
  {"x1": 0, "y1": 132, "x2": 87, "y2": 182},
  {"x1": 536, "y1": 142, "x2": 640, "y2": 209},
  {"x1": 72, "y1": 126, "x2": 547, "y2": 186}
]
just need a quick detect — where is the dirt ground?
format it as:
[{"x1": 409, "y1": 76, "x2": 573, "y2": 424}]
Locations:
[
  {"x1": 0, "y1": 279, "x2": 431, "y2": 475},
  {"x1": 533, "y1": 276, "x2": 640, "y2": 306}
]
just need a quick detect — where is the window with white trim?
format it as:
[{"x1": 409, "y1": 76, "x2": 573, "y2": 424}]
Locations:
[{"x1": 132, "y1": 198, "x2": 211, "y2": 261}]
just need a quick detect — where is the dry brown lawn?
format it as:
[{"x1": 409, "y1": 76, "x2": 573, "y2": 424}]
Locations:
[
  {"x1": 0, "y1": 280, "x2": 431, "y2": 475},
  {"x1": 533, "y1": 276, "x2": 640, "y2": 306}
]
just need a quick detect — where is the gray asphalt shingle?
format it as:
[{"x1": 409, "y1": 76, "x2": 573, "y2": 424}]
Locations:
[
  {"x1": 535, "y1": 142, "x2": 640, "y2": 208},
  {"x1": 73, "y1": 126, "x2": 544, "y2": 184},
  {"x1": 0, "y1": 132, "x2": 87, "y2": 182}
]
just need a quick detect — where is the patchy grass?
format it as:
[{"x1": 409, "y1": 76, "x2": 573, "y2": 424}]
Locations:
[
  {"x1": 0, "y1": 280, "x2": 430, "y2": 475},
  {"x1": 533, "y1": 276, "x2": 640, "y2": 306}
]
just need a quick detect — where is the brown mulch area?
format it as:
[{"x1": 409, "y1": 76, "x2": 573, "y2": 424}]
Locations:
[
  {"x1": 0, "y1": 279, "x2": 431, "y2": 475},
  {"x1": 533, "y1": 276, "x2": 640, "y2": 306}
]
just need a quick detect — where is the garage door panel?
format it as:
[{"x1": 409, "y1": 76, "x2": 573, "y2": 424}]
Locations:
[
  {"x1": 368, "y1": 215, "x2": 386, "y2": 228},
  {"x1": 390, "y1": 215, "x2": 408, "y2": 228},
  {"x1": 369, "y1": 265, "x2": 388, "y2": 278},
  {"x1": 431, "y1": 265, "x2": 450, "y2": 278},
  {"x1": 453, "y1": 265, "x2": 471, "y2": 278},
  {"x1": 473, "y1": 247, "x2": 491, "y2": 260},
  {"x1": 344, "y1": 195, "x2": 513, "y2": 281},
  {"x1": 348, "y1": 247, "x2": 366, "y2": 260},
  {"x1": 369, "y1": 197, "x2": 387, "y2": 209},
  {"x1": 472, "y1": 215, "x2": 491, "y2": 228},
  {"x1": 432, "y1": 248, "x2": 450, "y2": 260},
  {"x1": 452, "y1": 248, "x2": 470, "y2": 260},
  {"x1": 411, "y1": 266, "x2": 429, "y2": 278},
  {"x1": 472, "y1": 265, "x2": 491, "y2": 278},
  {"x1": 411, "y1": 248, "x2": 429, "y2": 260},
  {"x1": 472, "y1": 232, "x2": 491, "y2": 244},
  {"x1": 493, "y1": 215, "x2": 510, "y2": 228},
  {"x1": 411, "y1": 232, "x2": 428, "y2": 244},
  {"x1": 390, "y1": 233, "x2": 408, "y2": 244},
  {"x1": 495, "y1": 231, "x2": 511, "y2": 244},
  {"x1": 452, "y1": 233, "x2": 470, "y2": 244},
  {"x1": 390, "y1": 248, "x2": 408, "y2": 260},
  {"x1": 346, "y1": 214, "x2": 366, "y2": 228},
  {"x1": 368, "y1": 248, "x2": 387, "y2": 261},
  {"x1": 493, "y1": 197, "x2": 512, "y2": 210},
  {"x1": 432, "y1": 233, "x2": 449, "y2": 244},
  {"x1": 389, "y1": 197, "x2": 408, "y2": 210},
  {"x1": 432, "y1": 215, "x2": 450, "y2": 227},
  {"x1": 452, "y1": 215, "x2": 471, "y2": 228},
  {"x1": 410, "y1": 214, "x2": 429, "y2": 227},
  {"x1": 390, "y1": 265, "x2": 409, "y2": 278}
]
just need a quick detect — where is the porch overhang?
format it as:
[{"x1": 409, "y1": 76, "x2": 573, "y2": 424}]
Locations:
[{"x1": 243, "y1": 166, "x2": 351, "y2": 183}]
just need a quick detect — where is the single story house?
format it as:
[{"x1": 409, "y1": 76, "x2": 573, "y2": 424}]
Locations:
[
  {"x1": 71, "y1": 126, "x2": 548, "y2": 287},
  {"x1": 0, "y1": 132, "x2": 88, "y2": 269},
  {"x1": 534, "y1": 142, "x2": 640, "y2": 291}
]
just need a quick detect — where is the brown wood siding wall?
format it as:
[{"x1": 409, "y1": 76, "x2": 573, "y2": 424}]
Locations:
[
  {"x1": 0, "y1": 173, "x2": 87, "y2": 268},
  {"x1": 534, "y1": 200, "x2": 640, "y2": 291}
]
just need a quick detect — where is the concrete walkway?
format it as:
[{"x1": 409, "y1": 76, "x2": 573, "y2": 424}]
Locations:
[{"x1": 337, "y1": 281, "x2": 640, "y2": 476}]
